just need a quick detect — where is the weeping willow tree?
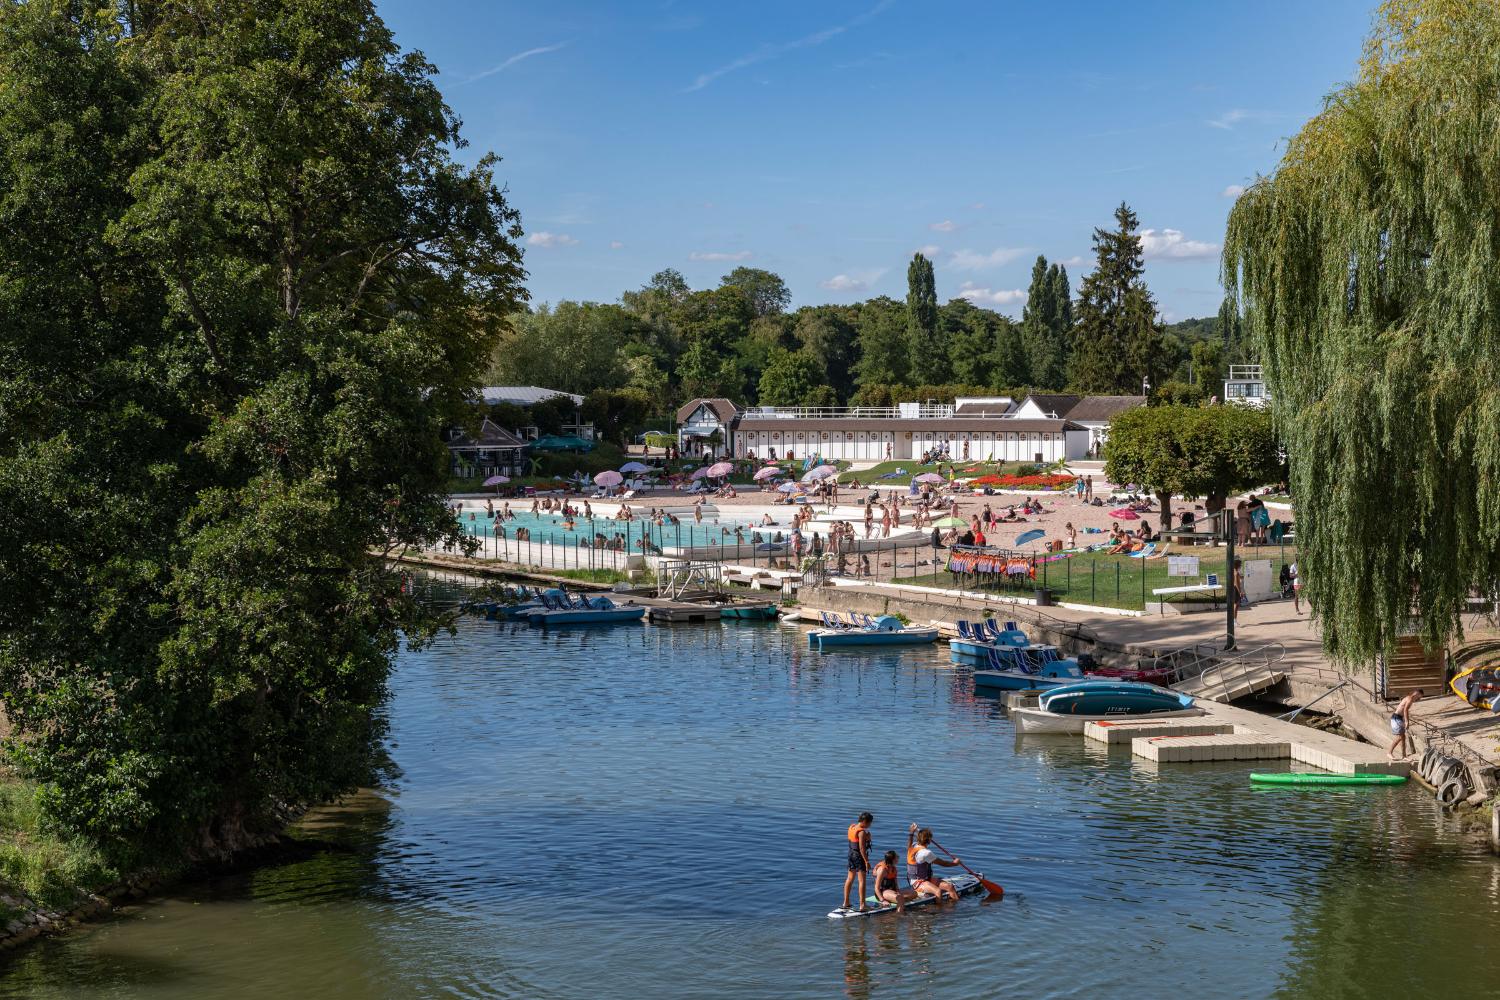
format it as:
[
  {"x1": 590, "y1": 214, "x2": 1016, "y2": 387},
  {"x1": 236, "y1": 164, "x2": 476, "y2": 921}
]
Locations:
[{"x1": 1223, "y1": 0, "x2": 1500, "y2": 667}]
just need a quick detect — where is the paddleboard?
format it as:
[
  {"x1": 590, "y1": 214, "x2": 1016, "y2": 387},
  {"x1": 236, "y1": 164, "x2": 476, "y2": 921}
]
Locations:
[
  {"x1": 826, "y1": 873, "x2": 982, "y2": 919},
  {"x1": 1249, "y1": 772, "x2": 1407, "y2": 786}
]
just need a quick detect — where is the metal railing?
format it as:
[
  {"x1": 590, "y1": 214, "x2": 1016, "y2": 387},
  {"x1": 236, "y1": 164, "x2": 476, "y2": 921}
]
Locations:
[{"x1": 742, "y1": 404, "x2": 955, "y2": 419}]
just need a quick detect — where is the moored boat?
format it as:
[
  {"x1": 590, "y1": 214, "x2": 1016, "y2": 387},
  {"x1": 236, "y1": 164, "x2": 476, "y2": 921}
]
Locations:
[
  {"x1": 1450, "y1": 666, "x2": 1500, "y2": 713},
  {"x1": 971, "y1": 646, "x2": 1086, "y2": 690},
  {"x1": 720, "y1": 602, "x2": 780, "y2": 621},
  {"x1": 809, "y1": 615, "x2": 940, "y2": 650},
  {"x1": 525, "y1": 595, "x2": 647, "y2": 626},
  {"x1": 1011, "y1": 705, "x2": 1203, "y2": 734},
  {"x1": 1038, "y1": 680, "x2": 1194, "y2": 716}
]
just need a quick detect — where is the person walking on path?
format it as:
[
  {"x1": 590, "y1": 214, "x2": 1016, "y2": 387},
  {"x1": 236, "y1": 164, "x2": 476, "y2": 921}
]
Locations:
[
  {"x1": 1290, "y1": 561, "x2": 1302, "y2": 614},
  {"x1": 842, "y1": 813, "x2": 874, "y2": 910},
  {"x1": 1085, "y1": 476, "x2": 1094, "y2": 502},
  {"x1": 1387, "y1": 690, "x2": 1424, "y2": 760}
]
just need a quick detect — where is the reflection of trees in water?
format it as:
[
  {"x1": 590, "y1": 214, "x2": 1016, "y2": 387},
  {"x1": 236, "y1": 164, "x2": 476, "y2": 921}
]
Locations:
[
  {"x1": 842, "y1": 915, "x2": 944, "y2": 998},
  {"x1": 1274, "y1": 793, "x2": 1500, "y2": 999}
]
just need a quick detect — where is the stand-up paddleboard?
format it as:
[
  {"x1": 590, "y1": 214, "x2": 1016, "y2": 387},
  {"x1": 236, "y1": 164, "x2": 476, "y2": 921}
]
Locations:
[
  {"x1": 826, "y1": 873, "x2": 982, "y2": 919},
  {"x1": 1250, "y1": 772, "x2": 1407, "y2": 786}
]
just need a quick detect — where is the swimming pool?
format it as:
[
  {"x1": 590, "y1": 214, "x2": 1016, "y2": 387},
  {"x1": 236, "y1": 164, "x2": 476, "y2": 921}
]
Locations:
[{"x1": 457, "y1": 507, "x2": 780, "y2": 551}]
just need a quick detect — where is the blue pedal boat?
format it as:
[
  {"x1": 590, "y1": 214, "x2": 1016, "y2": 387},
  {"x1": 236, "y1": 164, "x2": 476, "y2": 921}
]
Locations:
[
  {"x1": 971, "y1": 646, "x2": 1087, "y2": 690},
  {"x1": 1038, "y1": 680, "x2": 1195, "y2": 715},
  {"x1": 808, "y1": 614, "x2": 940, "y2": 650},
  {"x1": 525, "y1": 595, "x2": 647, "y2": 626},
  {"x1": 947, "y1": 619, "x2": 1032, "y2": 659}
]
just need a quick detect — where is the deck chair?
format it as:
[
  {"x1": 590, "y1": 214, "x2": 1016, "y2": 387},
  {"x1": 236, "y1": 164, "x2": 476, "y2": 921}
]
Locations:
[
  {"x1": 1128, "y1": 543, "x2": 1157, "y2": 559},
  {"x1": 957, "y1": 620, "x2": 977, "y2": 640},
  {"x1": 984, "y1": 619, "x2": 1004, "y2": 641},
  {"x1": 1143, "y1": 542, "x2": 1171, "y2": 560}
]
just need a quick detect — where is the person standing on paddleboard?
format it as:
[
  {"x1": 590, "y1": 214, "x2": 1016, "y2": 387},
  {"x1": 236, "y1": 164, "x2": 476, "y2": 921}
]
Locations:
[
  {"x1": 907, "y1": 824, "x2": 962, "y2": 902},
  {"x1": 842, "y1": 812, "x2": 874, "y2": 911}
]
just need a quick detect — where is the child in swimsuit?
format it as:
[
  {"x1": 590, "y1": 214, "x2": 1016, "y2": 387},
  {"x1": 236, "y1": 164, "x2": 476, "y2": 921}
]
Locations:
[{"x1": 872, "y1": 851, "x2": 917, "y2": 912}]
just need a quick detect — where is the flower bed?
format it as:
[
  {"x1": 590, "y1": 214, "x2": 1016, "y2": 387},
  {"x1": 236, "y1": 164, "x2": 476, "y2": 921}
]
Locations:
[{"x1": 968, "y1": 473, "x2": 1076, "y2": 490}]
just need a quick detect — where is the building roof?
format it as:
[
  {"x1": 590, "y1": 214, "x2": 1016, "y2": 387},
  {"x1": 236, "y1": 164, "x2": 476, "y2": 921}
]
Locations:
[
  {"x1": 1066, "y1": 395, "x2": 1148, "y2": 422},
  {"x1": 952, "y1": 397, "x2": 1017, "y2": 417},
  {"x1": 675, "y1": 397, "x2": 742, "y2": 425},
  {"x1": 479, "y1": 385, "x2": 583, "y2": 407},
  {"x1": 1018, "y1": 393, "x2": 1081, "y2": 418},
  {"x1": 448, "y1": 417, "x2": 527, "y2": 450},
  {"x1": 736, "y1": 416, "x2": 1085, "y2": 433}
]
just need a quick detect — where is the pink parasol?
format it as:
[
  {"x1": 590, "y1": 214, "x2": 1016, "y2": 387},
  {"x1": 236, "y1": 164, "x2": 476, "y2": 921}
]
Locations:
[
  {"x1": 690, "y1": 467, "x2": 710, "y2": 480},
  {"x1": 482, "y1": 475, "x2": 509, "y2": 486},
  {"x1": 1109, "y1": 508, "x2": 1140, "y2": 520},
  {"x1": 914, "y1": 472, "x2": 944, "y2": 484},
  {"x1": 706, "y1": 461, "x2": 734, "y2": 478},
  {"x1": 594, "y1": 470, "x2": 623, "y2": 487},
  {"x1": 754, "y1": 466, "x2": 785, "y2": 481}
]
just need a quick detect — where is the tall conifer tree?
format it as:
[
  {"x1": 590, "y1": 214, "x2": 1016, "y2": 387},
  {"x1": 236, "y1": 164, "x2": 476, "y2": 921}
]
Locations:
[
  {"x1": 905, "y1": 253, "x2": 946, "y2": 383},
  {"x1": 1069, "y1": 202, "x2": 1160, "y2": 393}
]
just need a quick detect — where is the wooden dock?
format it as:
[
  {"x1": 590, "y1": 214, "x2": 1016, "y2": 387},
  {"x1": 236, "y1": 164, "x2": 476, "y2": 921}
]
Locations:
[{"x1": 618, "y1": 593, "x2": 780, "y2": 624}]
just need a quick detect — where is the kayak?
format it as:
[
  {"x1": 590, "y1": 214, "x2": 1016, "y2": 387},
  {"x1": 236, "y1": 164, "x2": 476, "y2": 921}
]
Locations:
[
  {"x1": 1249, "y1": 772, "x2": 1407, "y2": 786},
  {"x1": 826, "y1": 873, "x2": 982, "y2": 919}
]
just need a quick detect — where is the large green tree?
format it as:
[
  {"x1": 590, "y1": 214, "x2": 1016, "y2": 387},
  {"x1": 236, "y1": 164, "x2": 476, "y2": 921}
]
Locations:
[
  {"x1": 852, "y1": 296, "x2": 909, "y2": 389},
  {"x1": 905, "y1": 253, "x2": 947, "y2": 383},
  {"x1": 1104, "y1": 405, "x2": 1284, "y2": 532},
  {"x1": 1069, "y1": 203, "x2": 1161, "y2": 394},
  {"x1": 1224, "y1": 0, "x2": 1500, "y2": 665},
  {"x1": 719, "y1": 266, "x2": 790, "y2": 318},
  {"x1": 757, "y1": 348, "x2": 826, "y2": 407},
  {"x1": 491, "y1": 302, "x2": 637, "y2": 394},
  {"x1": 0, "y1": 0, "x2": 525, "y2": 859}
]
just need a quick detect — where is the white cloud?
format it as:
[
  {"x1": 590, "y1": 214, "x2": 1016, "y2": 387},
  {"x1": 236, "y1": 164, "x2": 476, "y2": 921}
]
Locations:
[
  {"x1": 929, "y1": 219, "x2": 959, "y2": 232},
  {"x1": 1221, "y1": 184, "x2": 1246, "y2": 198},
  {"x1": 820, "y1": 267, "x2": 888, "y2": 293},
  {"x1": 1138, "y1": 228, "x2": 1218, "y2": 261},
  {"x1": 914, "y1": 244, "x2": 941, "y2": 258},
  {"x1": 469, "y1": 42, "x2": 568, "y2": 82},
  {"x1": 686, "y1": 0, "x2": 894, "y2": 91},
  {"x1": 527, "y1": 231, "x2": 579, "y2": 248},
  {"x1": 970, "y1": 202, "x2": 986, "y2": 210},
  {"x1": 1057, "y1": 255, "x2": 1089, "y2": 268},
  {"x1": 958, "y1": 282, "x2": 1026, "y2": 307},
  {"x1": 946, "y1": 247, "x2": 1025, "y2": 271},
  {"x1": 609, "y1": 240, "x2": 624, "y2": 250},
  {"x1": 689, "y1": 250, "x2": 753, "y2": 262},
  {"x1": 1206, "y1": 108, "x2": 1277, "y2": 130}
]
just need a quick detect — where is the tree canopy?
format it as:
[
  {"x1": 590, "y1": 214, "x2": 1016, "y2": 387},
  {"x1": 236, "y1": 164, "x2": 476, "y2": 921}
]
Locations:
[
  {"x1": 1070, "y1": 203, "x2": 1163, "y2": 395},
  {"x1": 1224, "y1": 0, "x2": 1500, "y2": 665},
  {"x1": 1104, "y1": 405, "x2": 1284, "y2": 531},
  {"x1": 0, "y1": 0, "x2": 525, "y2": 859}
]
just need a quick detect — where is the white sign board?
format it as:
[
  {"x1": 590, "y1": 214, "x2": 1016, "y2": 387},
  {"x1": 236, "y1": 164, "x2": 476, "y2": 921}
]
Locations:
[{"x1": 1167, "y1": 555, "x2": 1200, "y2": 578}]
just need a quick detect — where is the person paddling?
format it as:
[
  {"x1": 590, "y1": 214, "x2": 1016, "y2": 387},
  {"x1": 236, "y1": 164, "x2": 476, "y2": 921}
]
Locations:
[
  {"x1": 907, "y1": 823, "x2": 962, "y2": 902},
  {"x1": 872, "y1": 851, "x2": 917, "y2": 912},
  {"x1": 841, "y1": 812, "x2": 874, "y2": 910}
]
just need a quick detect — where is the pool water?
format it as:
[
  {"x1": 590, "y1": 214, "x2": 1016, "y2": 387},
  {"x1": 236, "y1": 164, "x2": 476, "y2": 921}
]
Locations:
[
  {"x1": 6, "y1": 578, "x2": 1499, "y2": 999},
  {"x1": 459, "y1": 507, "x2": 797, "y2": 550}
]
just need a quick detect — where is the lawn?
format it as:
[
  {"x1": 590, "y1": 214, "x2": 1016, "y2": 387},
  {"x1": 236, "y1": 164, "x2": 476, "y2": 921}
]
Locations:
[
  {"x1": 840, "y1": 459, "x2": 1049, "y2": 487},
  {"x1": 891, "y1": 541, "x2": 1298, "y2": 612},
  {"x1": 0, "y1": 774, "x2": 122, "y2": 917}
]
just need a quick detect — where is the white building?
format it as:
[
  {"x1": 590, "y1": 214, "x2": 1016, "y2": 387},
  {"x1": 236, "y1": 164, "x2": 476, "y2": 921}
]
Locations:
[
  {"x1": 1223, "y1": 365, "x2": 1270, "y2": 408},
  {"x1": 675, "y1": 398, "x2": 742, "y2": 458}
]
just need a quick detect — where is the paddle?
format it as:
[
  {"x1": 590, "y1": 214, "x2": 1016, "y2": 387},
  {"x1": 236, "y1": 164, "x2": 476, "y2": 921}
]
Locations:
[{"x1": 928, "y1": 836, "x2": 1004, "y2": 900}]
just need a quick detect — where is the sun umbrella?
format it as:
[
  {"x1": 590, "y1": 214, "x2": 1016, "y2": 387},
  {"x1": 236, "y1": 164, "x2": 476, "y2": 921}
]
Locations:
[
  {"x1": 594, "y1": 470, "x2": 623, "y2": 487},
  {"x1": 1015, "y1": 528, "x2": 1047, "y2": 547},
  {"x1": 482, "y1": 475, "x2": 509, "y2": 486},
  {"x1": 777, "y1": 482, "x2": 803, "y2": 493},
  {"x1": 930, "y1": 516, "x2": 967, "y2": 528},
  {"x1": 619, "y1": 461, "x2": 651, "y2": 473},
  {"x1": 754, "y1": 466, "x2": 785, "y2": 481},
  {"x1": 690, "y1": 467, "x2": 710, "y2": 480},
  {"x1": 1109, "y1": 509, "x2": 1141, "y2": 520},
  {"x1": 706, "y1": 461, "x2": 734, "y2": 478},
  {"x1": 914, "y1": 472, "x2": 944, "y2": 484},
  {"x1": 801, "y1": 464, "x2": 838, "y2": 483}
]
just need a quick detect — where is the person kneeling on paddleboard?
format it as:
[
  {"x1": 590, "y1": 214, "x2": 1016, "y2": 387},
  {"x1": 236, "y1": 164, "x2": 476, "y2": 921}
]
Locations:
[
  {"x1": 907, "y1": 824, "x2": 962, "y2": 901},
  {"x1": 873, "y1": 851, "x2": 917, "y2": 913}
]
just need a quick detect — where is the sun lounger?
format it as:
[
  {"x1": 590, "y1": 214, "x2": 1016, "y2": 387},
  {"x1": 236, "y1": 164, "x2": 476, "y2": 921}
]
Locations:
[
  {"x1": 1128, "y1": 543, "x2": 1156, "y2": 559},
  {"x1": 957, "y1": 620, "x2": 977, "y2": 640}
]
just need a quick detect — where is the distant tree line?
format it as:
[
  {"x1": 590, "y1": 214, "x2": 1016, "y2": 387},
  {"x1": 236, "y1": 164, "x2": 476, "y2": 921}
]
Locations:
[{"x1": 490, "y1": 202, "x2": 1256, "y2": 421}]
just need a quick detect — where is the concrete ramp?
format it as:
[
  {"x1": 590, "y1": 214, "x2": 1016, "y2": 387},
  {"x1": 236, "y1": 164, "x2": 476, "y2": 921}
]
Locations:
[{"x1": 1176, "y1": 662, "x2": 1286, "y2": 703}]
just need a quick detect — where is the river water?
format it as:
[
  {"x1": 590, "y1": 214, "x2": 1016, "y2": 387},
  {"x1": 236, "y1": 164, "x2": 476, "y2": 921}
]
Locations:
[{"x1": 5, "y1": 580, "x2": 1499, "y2": 999}]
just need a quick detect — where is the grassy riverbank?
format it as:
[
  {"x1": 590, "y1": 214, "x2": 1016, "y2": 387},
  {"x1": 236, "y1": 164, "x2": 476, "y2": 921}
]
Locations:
[{"x1": 0, "y1": 773, "x2": 120, "y2": 916}]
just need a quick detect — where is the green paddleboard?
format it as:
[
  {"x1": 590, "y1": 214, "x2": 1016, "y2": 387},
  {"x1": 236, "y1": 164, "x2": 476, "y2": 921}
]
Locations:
[{"x1": 1250, "y1": 772, "x2": 1407, "y2": 786}]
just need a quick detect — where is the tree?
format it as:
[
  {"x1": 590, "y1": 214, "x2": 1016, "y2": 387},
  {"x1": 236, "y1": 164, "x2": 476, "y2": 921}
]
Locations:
[
  {"x1": 990, "y1": 318, "x2": 1030, "y2": 389},
  {"x1": 1069, "y1": 202, "x2": 1161, "y2": 394},
  {"x1": 719, "y1": 267, "x2": 790, "y2": 318},
  {"x1": 1104, "y1": 405, "x2": 1283, "y2": 532},
  {"x1": 793, "y1": 306, "x2": 859, "y2": 402},
  {"x1": 0, "y1": 0, "x2": 526, "y2": 859},
  {"x1": 757, "y1": 348, "x2": 825, "y2": 406},
  {"x1": 678, "y1": 340, "x2": 742, "y2": 400},
  {"x1": 1020, "y1": 256, "x2": 1057, "y2": 388},
  {"x1": 491, "y1": 302, "x2": 636, "y2": 394},
  {"x1": 852, "y1": 296, "x2": 909, "y2": 389},
  {"x1": 942, "y1": 298, "x2": 995, "y2": 387},
  {"x1": 905, "y1": 253, "x2": 947, "y2": 383},
  {"x1": 582, "y1": 388, "x2": 653, "y2": 443},
  {"x1": 1223, "y1": 0, "x2": 1500, "y2": 665}
]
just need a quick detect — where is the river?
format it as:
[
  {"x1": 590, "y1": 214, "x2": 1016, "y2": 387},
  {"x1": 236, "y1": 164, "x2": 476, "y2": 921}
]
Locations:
[{"x1": 5, "y1": 580, "x2": 1498, "y2": 999}]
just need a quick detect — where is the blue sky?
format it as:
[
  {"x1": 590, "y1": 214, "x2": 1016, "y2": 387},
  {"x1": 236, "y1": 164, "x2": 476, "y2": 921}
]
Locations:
[{"x1": 376, "y1": 0, "x2": 1374, "y2": 321}]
